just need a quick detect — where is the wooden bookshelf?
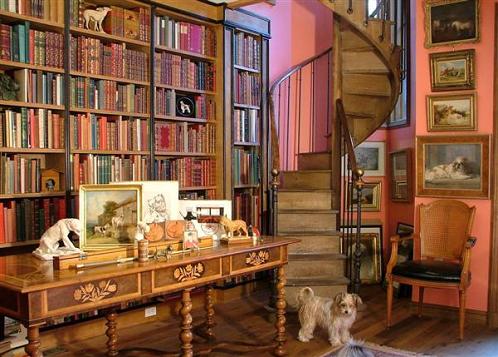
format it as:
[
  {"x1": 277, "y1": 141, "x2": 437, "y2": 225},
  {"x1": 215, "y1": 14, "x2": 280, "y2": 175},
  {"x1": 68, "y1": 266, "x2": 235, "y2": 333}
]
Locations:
[
  {"x1": 154, "y1": 114, "x2": 212, "y2": 124},
  {"x1": 72, "y1": 150, "x2": 151, "y2": 155},
  {"x1": 0, "y1": 59, "x2": 64, "y2": 73},
  {"x1": 234, "y1": 64, "x2": 260, "y2": 73},
  {"x1": 155, "y1": 83, "x2": 216, "y2": 96},
  {"x1": 0, "y1": 148, "x2": 65, "y2": 153},
  {"x1": 234, "y1": 103, "x2": 261, "y2": 110},
  {"x1": 0, "y1": 239, "x2": 39, "y2": 248},
  {"x1": 155, "y1": 152, "x2": 216, "y2": 157},
  {"x1": 70, "y1": 71, "x2": 150, "y2": 86},
  {"x1": 69, "y1": 108, "x2": 150, "y2": 118},
  {"x1": 0, "y1": 192, "x2": 66, "y2": 199},
  {"x1": 0, "y1": 9, "x2": 63, "y2": 30},
  {"x1": 70, "y1": 26, "x2": 150, "y2": 48},
  {"x1": 155, "y1": 45, "x2": 216, "y2": 62},
  {"x1": 0, "y1": 100, "x2": 64, "y2": 110}
]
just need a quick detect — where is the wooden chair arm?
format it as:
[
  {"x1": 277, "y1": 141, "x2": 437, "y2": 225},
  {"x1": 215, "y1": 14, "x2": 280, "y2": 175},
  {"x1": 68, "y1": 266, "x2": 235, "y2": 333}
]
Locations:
[
  {"x1": 461, "y1": 236, "x2": 477, "y2": 287},
  {"x1": 390, "y1": 234, "x2": 414, "y2": 243},
  {"x1": 387, "y1": 233, "x2": 418, "y2": 277}
]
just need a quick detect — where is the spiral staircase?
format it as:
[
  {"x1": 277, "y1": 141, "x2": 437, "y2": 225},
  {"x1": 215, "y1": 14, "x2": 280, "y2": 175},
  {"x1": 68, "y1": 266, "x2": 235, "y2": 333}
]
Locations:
[{"x1": 270, "y1": 0, "x2": 402, "y2": 302}]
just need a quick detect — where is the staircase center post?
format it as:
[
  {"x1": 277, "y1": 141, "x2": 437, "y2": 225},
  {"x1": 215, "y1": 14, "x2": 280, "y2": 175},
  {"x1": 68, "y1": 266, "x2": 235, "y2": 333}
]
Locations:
[{"x1": 353, "y1": 168, "x2": 365, "y2": 294}]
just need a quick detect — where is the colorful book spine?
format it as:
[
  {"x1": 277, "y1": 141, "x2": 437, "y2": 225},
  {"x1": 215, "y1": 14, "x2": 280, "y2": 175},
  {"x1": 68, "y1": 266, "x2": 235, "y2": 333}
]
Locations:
[
  {"x1": 233, "y1": 108, "x2": 258, "y2": 143},
  {"x1": 154, "y1": 122, "x2": 215, "y2": 154},
  {"x1": 234, "y1": 191, "x2": 260, "y2": 226},
  {"x1": 234, "y1": 31, "x2": 261, "y2": 70},
  {"x1": 179, "y1": 190, "x2": 215, "y2": 200},
  {"x1": 0, "y1": 154, "x2": 44, "y2": 194},
  {"x1": 155, "y1": 157, "x2": 215, "y2": 188},
  {"x1": 234, "y1": 70, "x2": 261, "y2": 106},
  {"x1": 12, "y1": 69, "x2": 64, "y2": 105},
  {"x1": 0, "y1": 0, "x2": 63, "y2": 23},
  {"x1": 155, "y1": 89, "x2": 215, "y2": 120},
  {"x1": 233, "y1": 148, "x2": 259, "y2": 186}
]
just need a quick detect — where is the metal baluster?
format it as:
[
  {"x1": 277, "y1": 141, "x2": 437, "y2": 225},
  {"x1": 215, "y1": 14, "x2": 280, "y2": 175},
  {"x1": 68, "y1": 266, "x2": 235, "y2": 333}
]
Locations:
[{"x1": 352, "y1": 169, "x2": 365, "y2": 294}]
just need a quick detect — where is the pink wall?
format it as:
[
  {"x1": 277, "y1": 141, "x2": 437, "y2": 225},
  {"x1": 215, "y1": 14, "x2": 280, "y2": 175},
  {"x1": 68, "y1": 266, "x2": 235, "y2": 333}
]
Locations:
[{"x1": 412, "y1": 0, "x2": 495, "y2": 312}]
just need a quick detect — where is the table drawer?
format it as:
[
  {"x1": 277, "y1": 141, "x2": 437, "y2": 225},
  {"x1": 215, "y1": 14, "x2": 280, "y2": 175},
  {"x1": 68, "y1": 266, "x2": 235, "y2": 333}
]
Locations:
[{"x1": 230, "y1": 247, "x2": 281, "y2": 275}]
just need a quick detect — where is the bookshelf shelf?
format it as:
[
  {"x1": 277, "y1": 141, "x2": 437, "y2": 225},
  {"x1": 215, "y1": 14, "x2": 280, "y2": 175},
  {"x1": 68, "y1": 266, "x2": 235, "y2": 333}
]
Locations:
[
  {"x1": 234, "y1": 64, "x2": 260, "y2": 73},
  {"x1": 70, "y1": 71, "x2": 150, "y2": 86},
  {"x1": 70, "y1": 26, "x2": 150, "y2": 48},
  {"x1": 0, "y1": 192, "x2": 66, "y2": 200},
  {"x1": 180, "y1": 186, "x2": 217, "y2": 191},
  {"x1": 154, "y1": 114, "x2": 212, "y2": 124},
  {"x1": 69, "y1": 108, "x2": 150, "y2": 118},
  {"x1": 155, "y1": 83, "x2": 216, "y2": 96},
  {"x1": 155, "y1": 152, "x2": 216, "y2": 157},
  {"x1": 0, "y1": 9, "x2": 63, "y2": 31},
  {"x1": 0, "y1": 148, "x2": 65, "y2": 153},
  {"x1": 72, "y1": 150, "x2": 150, "y2": 155},
  {"x1": 0, "y1": 100, "x2": 64, "y2": 111},
  {"x1": 0, "y1": 240, "x2": 39, "y2": 248},
  {"x1": 233, "y1": 103, "x2": 260, "y2": 110},
  {"x1": 234, "y1": 184, "x2": 260, "y2": 189},
  {"x1": 0, "y1": 59, "x2": 64, "y2": 73},
  {"x1": 233, "y1": 141, "x2": 260, "y2": 147},
  {"x1": 155, "y1": 45, "x2": 216, "y2": 62}
]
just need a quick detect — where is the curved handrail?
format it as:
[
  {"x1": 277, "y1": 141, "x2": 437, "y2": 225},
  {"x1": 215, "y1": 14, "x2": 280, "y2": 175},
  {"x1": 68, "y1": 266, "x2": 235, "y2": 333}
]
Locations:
[
  {"x1": 336, "y1": 98, "x2": 357, "y2": 174},
  {"x1": 268, "y1": 47, "x2": 333, "y2": 172}
]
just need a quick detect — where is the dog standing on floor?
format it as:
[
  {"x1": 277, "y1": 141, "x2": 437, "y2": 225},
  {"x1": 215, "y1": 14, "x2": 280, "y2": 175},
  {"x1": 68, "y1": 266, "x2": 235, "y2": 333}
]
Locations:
[{"x1": 297, "y1": 288, "x2": 362, "y2": 347}]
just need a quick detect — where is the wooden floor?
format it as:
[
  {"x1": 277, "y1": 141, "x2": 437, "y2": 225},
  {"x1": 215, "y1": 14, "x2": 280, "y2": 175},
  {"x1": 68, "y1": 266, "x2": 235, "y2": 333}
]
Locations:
[{"x1": 24, "y1": 285, "x2": 498, "y2": 356}]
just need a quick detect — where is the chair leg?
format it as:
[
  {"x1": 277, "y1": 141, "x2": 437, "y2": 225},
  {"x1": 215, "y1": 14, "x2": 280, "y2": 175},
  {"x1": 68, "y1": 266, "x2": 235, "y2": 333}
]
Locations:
[
  {"x1": 418, "y1": 287, "x2": 424, "y2": 318},
  {"x1": 459, "y1": 289, "x2": 466, "y2": 340},
  {"x1": 387, "y1": 279, "x2": 393, "y2": 328}
]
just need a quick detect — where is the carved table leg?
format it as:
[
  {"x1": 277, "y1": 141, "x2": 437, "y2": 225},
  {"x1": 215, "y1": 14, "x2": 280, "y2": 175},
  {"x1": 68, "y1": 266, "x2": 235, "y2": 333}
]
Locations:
[
  {"x1": 25, "y1": 325, "x2": 43, "y2": 357},
  {"x1": 106, "y1": 309, "x2": 118, "y2": 357},
  {"x1": 180, "y1": 289, "x2": 194, "y2": 357},
  {"x1": 274, "y1": 266, "x2": 287, "y2": 356},
  {"x1": 205, "y1": 285, "x2": 216, "y2": 339}
]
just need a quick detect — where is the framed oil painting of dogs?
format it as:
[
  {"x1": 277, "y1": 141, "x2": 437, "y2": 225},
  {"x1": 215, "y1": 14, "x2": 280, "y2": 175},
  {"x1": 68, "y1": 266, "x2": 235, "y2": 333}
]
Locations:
[
  {"x1": 416, "y1": 135, "x2": 490, "y2": 198},
  {"x1": 79, "y1": 184, "x2": 142, "y2": 250},
  {"x1": 425, "y1": 0, "x2": 479, "y2": 48},
  {"x1": 430, "y1": 49, "x2": 475, "y2": 91},
  {"x1": 427, "y1": 93, "x2": 476, "y2": 131}
]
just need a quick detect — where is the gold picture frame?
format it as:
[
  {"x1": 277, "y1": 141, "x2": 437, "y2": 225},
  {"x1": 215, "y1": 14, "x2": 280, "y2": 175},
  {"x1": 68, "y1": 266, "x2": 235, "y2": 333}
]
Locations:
[
  {"x1": 349, "y1": 181, "x2": 381, "y2": 212},
  {"x1": 79, "y1": 184, "x2": 142, "y2": 250},
  {"x1": 389, "y1": 149, "x2": 412, "y2": 202},
  {"x1": 416, "y1": 135, "x2": 490, "y2": 198},
  {"x1": 425, "y1": 0, "x2": 480, "y2": 48},
  {"x1": 430, "y1": 49, "x2": 475, "y2": 91},
  {"x1": 427, "y1": 93, "x2": 476, "y2": 132}
]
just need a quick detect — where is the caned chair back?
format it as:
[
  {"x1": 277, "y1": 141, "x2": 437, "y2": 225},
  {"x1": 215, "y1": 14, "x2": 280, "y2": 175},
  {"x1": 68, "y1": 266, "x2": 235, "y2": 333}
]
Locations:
[{"x1": 418, "y1": 200, "x2": 475, "y2": 261}]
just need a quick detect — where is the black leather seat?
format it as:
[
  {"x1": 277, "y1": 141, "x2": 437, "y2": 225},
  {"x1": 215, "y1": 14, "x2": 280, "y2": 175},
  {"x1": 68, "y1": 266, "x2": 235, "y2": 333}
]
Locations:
[{"x1": 392, "y1": 260, "x2": 463, "y2": 283}]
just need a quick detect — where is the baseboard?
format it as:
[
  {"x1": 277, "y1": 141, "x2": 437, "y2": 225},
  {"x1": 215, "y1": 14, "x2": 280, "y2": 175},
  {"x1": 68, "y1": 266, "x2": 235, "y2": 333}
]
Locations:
[
  {"x1": 410, "y1": 302, "x2": 487, "y2": 324},
  {"x1": 487, "y1": 311, "x2": 498, "y2": 328}
]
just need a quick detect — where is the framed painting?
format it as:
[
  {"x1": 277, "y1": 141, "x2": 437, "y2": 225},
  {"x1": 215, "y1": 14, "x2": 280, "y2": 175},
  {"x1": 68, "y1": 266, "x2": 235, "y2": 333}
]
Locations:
[
  {"x1": 430, "y1": 49, "x2": 475, "y2": 91},
  {"x1": 349, "y1": 181, "x2": 381, "y2": 212},
  {"x1": 389, "y1": 149, "x2": 412, "y2": 202},
  {"x1": 79, "y1": 184, "x2": 142, "y2": 250},
  {"x1": 425, "y1": 0, "x2": 480, "y2": 48},
  {"x1": 427, "y1": 93, "x2": 476, "y2": 132},
  {"x1": 416, "y1": 135, "x2": 490, "y2": 198},
  {"x1": 353, "y1": 141, "x2": 385, "y2": 176}
]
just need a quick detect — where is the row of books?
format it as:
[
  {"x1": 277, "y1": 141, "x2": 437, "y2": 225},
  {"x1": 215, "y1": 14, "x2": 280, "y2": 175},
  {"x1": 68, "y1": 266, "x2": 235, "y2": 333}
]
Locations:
[
  {"x1": 0, "y1": 197, "x2": 66, "y2": 244},
  {"x1": 69, "y1": 114, "x2": 149, "y2": 152},
  {"x1": 155, "y1": 122, "x2": 216, "y2": 154},
  {"x1": 234, "y1": 70, "x2": 261, "y2": 106},
  {"x1": 179, "y1": 190, "x2": 215, "y2": 200},
  {"x1": 233, "y1": 109, "x2": 258, "y2": 143},
  {"x1": 101, "y1": 6, "x2": 150, "y2": 42},
  {"x1": 0, "y1": 23, "x2": 63, "y2": 68},
  {"x1": 0, "y1": 154, "x2": 43, "y2": 194},
  {"x1": 0, "y1": 0, "x2": 63, "y2": 24},
  {"x1": 0, "y1": 108, "x2": 64, "y2": 149},
  {"x1": 233, "y1": 148, "x2": 259, "y2": 186},
  {"x1": 234, "y1": 191, "x2": 260, "y2": 227},
  {"x1": 154, "y1": 52, "x2": 215, "y2": 92},
  {"x1": 12, "y1": 69, "x2": 64, "y2": 105},
  {"x1": 155, "y1": 89, "x2": 215, "y2": 120},
  {"x1": 234, "y1": 32, "x2": 261, "y2": 70},
  {"x1": 70, "y1": 77, "x2": 149, "y2": 114},
  {"x1": 155, "y1": 157, "x2": 215, "y2": 188},
  {"x1": 154, "y1": 15, "x2": 216, "y2": 57},
  {"x1": 70, "y1": 36, "x2": 149, "y2": 82},
  {"x1": 72, "y1": 153, "x2": 148, "y2": 189}
]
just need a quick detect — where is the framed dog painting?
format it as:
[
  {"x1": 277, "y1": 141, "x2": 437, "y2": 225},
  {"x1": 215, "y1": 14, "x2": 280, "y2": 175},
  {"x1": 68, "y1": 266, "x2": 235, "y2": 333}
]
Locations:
[
  {"x1": 416, "y1": 135, "x2": 490, "y2": 198},
  {"x1": 430, "y1": 49, "x2": 475, "y2": 91},
  {"x1": 427, "y1": 93, "x2": 476, "y2": 132},
  {"x1": 425, "y1": 0, "x2": 480, "y2": 48}
]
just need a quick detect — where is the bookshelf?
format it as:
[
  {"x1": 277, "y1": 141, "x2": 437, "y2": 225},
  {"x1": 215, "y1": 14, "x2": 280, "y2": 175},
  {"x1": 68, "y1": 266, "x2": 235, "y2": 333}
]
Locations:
[{"x1": 224, "y1": 8, "x2": 269, "y2": 231}]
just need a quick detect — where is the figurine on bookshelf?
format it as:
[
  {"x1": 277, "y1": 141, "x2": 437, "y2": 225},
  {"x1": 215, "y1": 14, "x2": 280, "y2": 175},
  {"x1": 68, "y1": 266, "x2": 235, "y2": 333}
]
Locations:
[
  {"x1": 0, "y1": 73, "x2": 19, "y2": 100},
  {"x1": 220, "y1": 216, "x2": 248, "y2": 237},
  {"x1": 33, "y1": 219, "x2": 83, "y2": 260},
  {"x1": 83, "y1": 7, "x2": 111, "y2": 33}
]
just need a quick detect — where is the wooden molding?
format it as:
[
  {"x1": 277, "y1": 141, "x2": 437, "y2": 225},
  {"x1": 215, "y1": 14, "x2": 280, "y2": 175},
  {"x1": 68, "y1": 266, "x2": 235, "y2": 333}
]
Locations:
[
  {"x1": 490, "y1": 3, "x2": 498, "y2": 329},
  {"x1": 227, "y1": 0, "x2": 275, "y2": 9}
]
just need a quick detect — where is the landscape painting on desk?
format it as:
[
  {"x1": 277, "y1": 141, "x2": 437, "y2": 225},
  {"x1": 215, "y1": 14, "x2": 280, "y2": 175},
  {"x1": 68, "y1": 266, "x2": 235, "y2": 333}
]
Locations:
[{"x1": 79, "y1": 184, "x2": 142, "y2": 250}]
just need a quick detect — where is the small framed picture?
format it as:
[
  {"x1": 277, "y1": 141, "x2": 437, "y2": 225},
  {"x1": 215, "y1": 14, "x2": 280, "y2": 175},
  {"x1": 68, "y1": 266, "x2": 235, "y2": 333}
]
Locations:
[
  {"x1": 396, "y1": 222, "x2": 414, "y2": 237},
  {"x1": 389, "y1": 149, "x2": 412, "y2": 202},
  {"x1": 353, "y1": 141, "x2": 385, "y2": 176},
  {"x1": 430, "y1": 49, "x2": 475, "y2": 91},
  {"x1": 349, "y1": 181, "x2": 381, "y2": 212},
  {"x1": 176, "y1": 93, "x2": 196, "y2": 118},
  {"x1": 79, "y1": 184, "x2": 142, "y2": 250},
  {"x1": 416, "y1": 135, "x2": 490, "y2": 198},
  {"x1": 427, "y1": 93, "x2": 476, "y2": 132},
  {"x1": 425, "y1": 0, "x2": 480, "y2": 48}
]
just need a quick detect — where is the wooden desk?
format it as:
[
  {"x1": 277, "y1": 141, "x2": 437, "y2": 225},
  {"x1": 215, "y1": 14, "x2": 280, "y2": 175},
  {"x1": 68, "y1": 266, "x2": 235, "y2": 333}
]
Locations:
[{"x1": 0, "y1": 237, "x2": 297, "y2": 357}]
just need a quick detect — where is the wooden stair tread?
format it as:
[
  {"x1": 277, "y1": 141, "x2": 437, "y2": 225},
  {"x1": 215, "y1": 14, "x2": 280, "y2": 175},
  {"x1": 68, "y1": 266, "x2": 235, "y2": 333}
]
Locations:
[
  {"x1": 345, "y1": 111, "x2": 376, "y2": 119},
  {"x1": 342, "y1": 68, "x2": 390, "y2": 74},
  {"x1": 343, "y1": 89, "x2": 390, "y2": 97},
  {"x1": 289, "y1": 252, "x2": 346, "y2": 260},
  {"x1": 286, "y1": 276, "x2": 350, "y2": 286},
  {"x1": 278, "y1": 209, "x2": 339, "y2": 214},
  {"x1": 298, "y1": 151, "x2": 331, "y2": 156},
  {"x1": 341, "y1": 46, "x2": 375, "y2": 52},
  {"x1": 279, "y1": 188, "x2": 334, "y2": 193}
]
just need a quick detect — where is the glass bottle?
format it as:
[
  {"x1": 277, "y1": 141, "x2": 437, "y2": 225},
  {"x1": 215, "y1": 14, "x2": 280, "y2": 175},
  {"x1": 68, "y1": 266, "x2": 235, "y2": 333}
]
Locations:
[{"x1": 183, "y1": 207, "x2": 199, "y2": 251}]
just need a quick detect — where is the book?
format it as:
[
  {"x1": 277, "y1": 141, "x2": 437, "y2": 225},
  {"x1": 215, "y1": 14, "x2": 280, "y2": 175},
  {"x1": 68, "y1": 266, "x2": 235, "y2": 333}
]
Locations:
[
  {"x1": 154, "y1": 122, "x2": 215, "y2": 154},
  {"x1": 155, "y1": 157, "x2": 215, "y2": 189}
]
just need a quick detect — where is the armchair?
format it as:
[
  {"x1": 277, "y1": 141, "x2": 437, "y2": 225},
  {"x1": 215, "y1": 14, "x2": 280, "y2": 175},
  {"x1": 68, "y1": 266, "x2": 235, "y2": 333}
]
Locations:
[{"x1": 386, "y1": 200, "x2": 476, "y2": 340}]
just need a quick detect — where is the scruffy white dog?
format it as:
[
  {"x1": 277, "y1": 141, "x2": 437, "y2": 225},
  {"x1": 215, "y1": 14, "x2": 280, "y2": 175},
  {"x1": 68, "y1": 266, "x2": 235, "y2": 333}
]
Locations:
[
  {"x1": 297, "y1": 288, "x2": 362, "y2": 347},
  {"x1": 425, "y1": 156, "x2": 474, "y2": 182}
]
